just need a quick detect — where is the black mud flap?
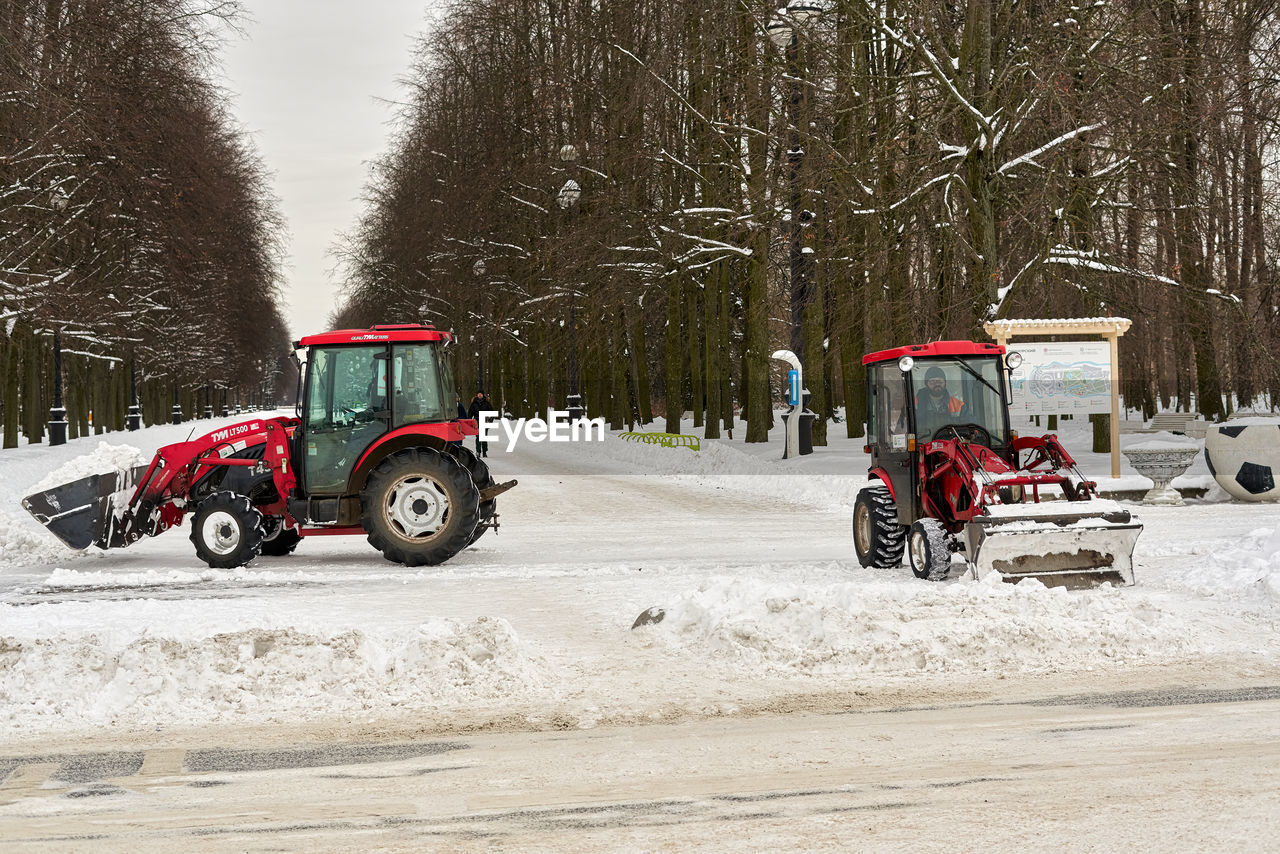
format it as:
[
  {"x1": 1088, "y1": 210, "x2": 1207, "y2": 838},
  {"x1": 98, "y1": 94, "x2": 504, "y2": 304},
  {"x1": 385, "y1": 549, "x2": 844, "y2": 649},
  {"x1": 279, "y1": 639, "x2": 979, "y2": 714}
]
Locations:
[{"x1": 21, "y1": 465, "x2": 150, "y2": 551}]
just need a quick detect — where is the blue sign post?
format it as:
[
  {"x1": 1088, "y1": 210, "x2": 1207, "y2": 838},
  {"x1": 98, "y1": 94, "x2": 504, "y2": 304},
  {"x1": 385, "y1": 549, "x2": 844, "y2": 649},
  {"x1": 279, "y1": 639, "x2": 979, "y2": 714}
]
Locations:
[{"x1": 787, "y1": 370, "x2": 800, "y2": 407}]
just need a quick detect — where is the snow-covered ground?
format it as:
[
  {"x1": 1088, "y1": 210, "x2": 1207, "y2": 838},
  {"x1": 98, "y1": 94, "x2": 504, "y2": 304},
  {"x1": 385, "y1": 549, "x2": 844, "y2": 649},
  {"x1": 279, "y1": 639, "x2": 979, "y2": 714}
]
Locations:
[{"x1": 1, "y1": 411, "x2": 1277, "y2": 740}]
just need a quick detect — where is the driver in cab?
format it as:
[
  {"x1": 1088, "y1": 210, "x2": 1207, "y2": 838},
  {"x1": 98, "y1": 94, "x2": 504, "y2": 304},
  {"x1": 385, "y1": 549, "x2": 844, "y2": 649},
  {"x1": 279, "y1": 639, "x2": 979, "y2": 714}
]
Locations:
[{"x1": 916, "y1": 366, "x2": 964, "y2": 439}]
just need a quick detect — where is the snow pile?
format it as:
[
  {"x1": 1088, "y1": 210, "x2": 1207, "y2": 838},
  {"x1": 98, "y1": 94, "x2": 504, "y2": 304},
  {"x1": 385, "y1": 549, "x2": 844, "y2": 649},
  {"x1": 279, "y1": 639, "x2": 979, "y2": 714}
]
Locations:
[
  {"x1": 25, "y1": 441, "x2": 149, "y2": 494},
  {"x1": 1149, "y1": 526, "x2": 1280, "y2": 613},
  {"x1": 1, "y1": 442, "x2": 150, "y2": 567},
  {"x1": 0, "y1": 507, "x2": 74, "y2": 567},
  {"x1": 0, "y1": 613, "x2": 553, "y2": 733},
  {"x1": 1126, "y1": 431, "x2": 1200, "y2": 452},
  {"x1": 639, "y1": 574, "x2": 1208, "y2": 676}
]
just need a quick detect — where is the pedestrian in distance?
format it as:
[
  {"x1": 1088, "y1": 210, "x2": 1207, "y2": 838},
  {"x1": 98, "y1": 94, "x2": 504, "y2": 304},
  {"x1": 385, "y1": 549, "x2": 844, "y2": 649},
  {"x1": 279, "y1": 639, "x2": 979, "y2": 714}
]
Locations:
[{"x1": 468, "y1": 390, "x2": 495, "y2": 457}]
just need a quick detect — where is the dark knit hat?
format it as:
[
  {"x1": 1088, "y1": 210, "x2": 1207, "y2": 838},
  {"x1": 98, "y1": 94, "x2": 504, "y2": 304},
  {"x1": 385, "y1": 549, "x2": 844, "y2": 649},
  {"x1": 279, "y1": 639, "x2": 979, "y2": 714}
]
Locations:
[{"x1": 924, "y1": 366, "x2": 946, "y2": 382}]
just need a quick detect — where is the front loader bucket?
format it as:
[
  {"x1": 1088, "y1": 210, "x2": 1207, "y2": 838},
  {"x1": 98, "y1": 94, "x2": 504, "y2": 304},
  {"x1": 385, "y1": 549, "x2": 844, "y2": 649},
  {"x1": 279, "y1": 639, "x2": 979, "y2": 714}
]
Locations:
[
  {"x1": 21, "y1": 465, "x2": 150, "y2": 551},
  {"x1": 963, "y1": 500, "x2": 1142, "y2": 587}
]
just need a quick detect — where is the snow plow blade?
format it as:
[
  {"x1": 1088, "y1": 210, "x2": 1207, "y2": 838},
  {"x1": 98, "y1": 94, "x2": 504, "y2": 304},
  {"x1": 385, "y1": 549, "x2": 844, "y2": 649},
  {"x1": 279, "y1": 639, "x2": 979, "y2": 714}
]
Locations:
[
  {"x1": 20, "y1": 465, "x2": 150, "y2": 551},
  {"x1": 963, "y1": 500, "x2": 1142, "y2": 587}
]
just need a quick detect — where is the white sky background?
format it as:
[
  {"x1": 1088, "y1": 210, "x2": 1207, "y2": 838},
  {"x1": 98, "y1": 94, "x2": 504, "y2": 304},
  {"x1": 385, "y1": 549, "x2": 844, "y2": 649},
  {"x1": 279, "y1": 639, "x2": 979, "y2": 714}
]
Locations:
[{"x1": 219, "y1": 2, "x2": 437, "y2": 338}]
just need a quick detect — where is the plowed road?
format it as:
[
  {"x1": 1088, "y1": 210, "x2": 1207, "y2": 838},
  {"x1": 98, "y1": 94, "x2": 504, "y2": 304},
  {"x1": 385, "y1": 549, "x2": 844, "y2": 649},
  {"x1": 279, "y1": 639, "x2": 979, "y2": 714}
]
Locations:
[{"x1": 3, "y1": 684, "x2": 1278, "y2": 852}]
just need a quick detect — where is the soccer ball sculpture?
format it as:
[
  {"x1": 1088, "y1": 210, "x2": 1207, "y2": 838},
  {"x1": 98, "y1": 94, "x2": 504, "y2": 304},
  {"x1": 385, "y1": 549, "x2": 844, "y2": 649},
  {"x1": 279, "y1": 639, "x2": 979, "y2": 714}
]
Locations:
[{"x1": 1204, "y1": 421, "x2": 1280, "y2": 502}]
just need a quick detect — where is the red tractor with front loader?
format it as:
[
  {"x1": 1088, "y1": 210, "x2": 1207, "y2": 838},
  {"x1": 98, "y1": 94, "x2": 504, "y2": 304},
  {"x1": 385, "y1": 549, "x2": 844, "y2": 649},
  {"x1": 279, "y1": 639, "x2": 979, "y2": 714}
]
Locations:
[
  {"x1": 853, "y1": 341, "x2": 1141, "y2": 585},
  {"x1": 23, "y1": 324, "x2": 515, "y2": 569}
]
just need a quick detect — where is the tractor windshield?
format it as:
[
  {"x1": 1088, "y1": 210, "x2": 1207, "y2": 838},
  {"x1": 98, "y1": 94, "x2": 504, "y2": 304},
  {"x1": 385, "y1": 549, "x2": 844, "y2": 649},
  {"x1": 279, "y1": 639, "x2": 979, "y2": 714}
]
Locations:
[
  {"x1": 391, "y1": 343, "x2": 452, "y2": 427},
  {"x1": 909, "y1": 356, "x2": 1009, "y2": 446}
]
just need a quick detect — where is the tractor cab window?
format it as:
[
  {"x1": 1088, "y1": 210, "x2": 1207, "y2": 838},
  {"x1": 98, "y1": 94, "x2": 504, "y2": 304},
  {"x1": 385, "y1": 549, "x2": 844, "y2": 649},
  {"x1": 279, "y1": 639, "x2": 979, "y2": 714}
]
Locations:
[
  {"x1": 868, "y1": 363, "x2": 909, "y2": 451},
  {"x1": 302, "y1": 345, "x2": 389, "y2": 494},
  {"x1": 910, "y1": 357, "x2": 1008, "y2": 446},
  {"x1": 391, "y1": 344, "x2": 451, "y2": 428}
]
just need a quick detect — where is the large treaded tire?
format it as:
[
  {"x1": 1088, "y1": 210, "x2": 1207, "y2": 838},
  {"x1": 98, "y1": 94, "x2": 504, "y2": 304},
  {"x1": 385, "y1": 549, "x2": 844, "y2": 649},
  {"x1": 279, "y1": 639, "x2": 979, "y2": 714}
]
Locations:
[
  {"x1": 449, "y1": 445, "x2": 496, "y2": 546},
  {"x1": 252, "y1": 480, "x2": 301, "y2": 557},
  {"x1": 260, "y1": 525, "x2": 302, "y2": 556},
  {"x1": 907, "y1": 518, "x2": 952, "y2": 581},
  {"x1": 190, "y1": 491, "x2": 265, "y2": 569},
  {"x1": 361, "y1": 448, "x2": 479, "y2": 567},
  {"x1": 852, "y1": 484, "x2": 907, "y2": 568}
]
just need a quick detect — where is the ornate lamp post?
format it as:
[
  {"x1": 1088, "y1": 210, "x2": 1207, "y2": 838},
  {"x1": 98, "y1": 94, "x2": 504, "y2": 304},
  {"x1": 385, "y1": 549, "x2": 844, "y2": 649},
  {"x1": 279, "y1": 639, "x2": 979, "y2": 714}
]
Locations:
[
  {"x1": 47, "y1": 329, "x2": 67, "y2": 445},
  {"x1": 473, "y1": 258, "x2": 487, "y2": 391},
  {"x1": 766, "y1": 1, "x2": 824, "y2": 359},
  {"x1": 127, "y1": 353, "x2": 142, "y2": 430},
  {"x1": 46, "y1": 189, "x2": 69, "y2": 445},
  {"x1": 558, "y1": 143, "x2": 586, "y2": 422}
]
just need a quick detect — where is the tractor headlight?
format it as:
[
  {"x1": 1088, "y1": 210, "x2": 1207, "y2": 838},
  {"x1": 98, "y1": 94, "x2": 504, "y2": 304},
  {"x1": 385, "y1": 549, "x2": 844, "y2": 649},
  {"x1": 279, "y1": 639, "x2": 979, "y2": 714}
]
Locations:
[
  {"x1": 898, "y1": 356, "x2": 915, "y2": 373},
  {"x1": 1006, "y1": 351, "x2": 1023, "y2": 369}
]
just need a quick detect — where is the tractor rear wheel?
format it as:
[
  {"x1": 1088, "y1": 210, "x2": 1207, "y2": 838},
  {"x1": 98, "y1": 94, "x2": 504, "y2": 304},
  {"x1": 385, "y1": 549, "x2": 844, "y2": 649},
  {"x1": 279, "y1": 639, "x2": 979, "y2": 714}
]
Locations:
[
  {"x1": 449, "y1": 445, "x2": 496, "y2": 545},
  {"x1": 361, "y1": 448, "x2": 479, "y2": 567},
  {"x1": 853, "y1": 484, "x2": 907, "y2": 568},
  {"x1": 190, "y1": 491, "x2": 265, "y2": 569},
  {"x1": 907, "y1": 518, "x2": 952, "y2": 581}
]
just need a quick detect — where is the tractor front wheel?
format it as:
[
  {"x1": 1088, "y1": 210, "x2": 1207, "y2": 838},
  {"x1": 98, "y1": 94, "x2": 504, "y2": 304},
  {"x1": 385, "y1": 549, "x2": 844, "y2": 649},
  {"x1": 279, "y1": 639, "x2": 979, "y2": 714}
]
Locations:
[
  {"x1": 907, "y1": 518, "x2": 952, "y2": 581},
  {"x1": 190, "y1": 491, "x2": 265, "y2": 569},
  {"x1": 361, "y1": 448, "x2": 479, "y2": 567},
  {"x1": 852, "y1": 485, "x2": 907, "y2": 568}
]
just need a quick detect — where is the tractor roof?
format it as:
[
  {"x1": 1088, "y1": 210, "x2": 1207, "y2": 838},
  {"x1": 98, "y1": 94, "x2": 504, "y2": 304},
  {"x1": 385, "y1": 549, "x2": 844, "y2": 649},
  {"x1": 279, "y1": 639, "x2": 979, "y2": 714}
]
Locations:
[
  {"x1": 295, "y1": 324, "x2": 454, "y2": 349},
  {"x1": 862, "y1": 340, "x2": 1005, "y2": 366}
]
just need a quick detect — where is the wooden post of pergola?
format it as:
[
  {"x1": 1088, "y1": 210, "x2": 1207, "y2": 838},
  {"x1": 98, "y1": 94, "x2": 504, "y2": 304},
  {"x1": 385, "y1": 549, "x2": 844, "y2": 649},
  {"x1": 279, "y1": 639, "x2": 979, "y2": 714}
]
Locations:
[{"x1": 983, "y1": 317, "x2": 1133, "y2": 479}]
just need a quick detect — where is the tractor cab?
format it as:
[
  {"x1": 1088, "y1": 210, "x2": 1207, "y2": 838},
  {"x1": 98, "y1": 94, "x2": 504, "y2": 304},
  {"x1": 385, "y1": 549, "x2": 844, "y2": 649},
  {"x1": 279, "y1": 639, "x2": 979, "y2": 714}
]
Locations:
[
  {"x1": 293, "y1": 325, "x2": 458, "y2": 496},
  {"x1": 865, "y1": 341, "x2": 1012, "y2": 521}
]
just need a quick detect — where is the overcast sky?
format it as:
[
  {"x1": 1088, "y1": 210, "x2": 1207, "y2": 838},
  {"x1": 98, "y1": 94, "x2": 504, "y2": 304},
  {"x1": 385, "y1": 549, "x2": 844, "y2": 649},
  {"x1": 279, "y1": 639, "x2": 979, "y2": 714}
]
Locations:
[{"x1": 219, "y1": 2, "x2": 436, "y2": 338}]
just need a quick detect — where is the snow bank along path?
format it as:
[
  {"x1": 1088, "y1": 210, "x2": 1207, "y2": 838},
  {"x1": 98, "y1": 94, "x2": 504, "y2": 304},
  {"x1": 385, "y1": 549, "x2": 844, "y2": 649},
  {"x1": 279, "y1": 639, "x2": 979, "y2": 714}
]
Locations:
[{"x1": 1, "y1": 416, "x2": 1278, "y2": 737}]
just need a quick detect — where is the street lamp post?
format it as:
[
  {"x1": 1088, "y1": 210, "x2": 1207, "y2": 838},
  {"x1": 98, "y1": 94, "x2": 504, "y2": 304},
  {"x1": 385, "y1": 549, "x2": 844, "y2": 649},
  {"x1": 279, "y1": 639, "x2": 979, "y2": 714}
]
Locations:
[
  {"x1": 558, "y1": 143, "x2": 586, "y2": 422},
  {"x1": 767, "y1": 2, "x2": 823, "y2": 359},
  {"x1": 473, "y1": 259, "x2": 487, "y2": 391},
  {"x1": 47, "y1": 329, "x2": 68, "y2": 446},
  {"x1": 171, "y1": 383, "x2": 182, "y2": 424},
  {"x1": 46, "y1": 189, "x2": 70, "y2": 446},
  {"x1": 127, "y1": 353, "x2": 142, "y2": 431}
]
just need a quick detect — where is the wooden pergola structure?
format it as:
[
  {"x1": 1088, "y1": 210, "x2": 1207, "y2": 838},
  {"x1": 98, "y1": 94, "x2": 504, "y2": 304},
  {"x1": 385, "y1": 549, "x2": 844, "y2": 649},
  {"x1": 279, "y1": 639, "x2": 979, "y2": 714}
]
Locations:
[{"x1": 983, "y1": 317, "x2": 1133, "y2": 479}]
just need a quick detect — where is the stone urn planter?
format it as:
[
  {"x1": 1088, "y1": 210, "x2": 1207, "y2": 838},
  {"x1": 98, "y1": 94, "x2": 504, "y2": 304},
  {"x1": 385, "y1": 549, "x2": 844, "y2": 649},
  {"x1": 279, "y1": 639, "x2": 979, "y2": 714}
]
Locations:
[
  {"x1": 1204, "y1": 418, "x2": 1280, "y2": 501},
  {"x1": 1123, "y1": 439, "x2": 1200, "y2": 505}
]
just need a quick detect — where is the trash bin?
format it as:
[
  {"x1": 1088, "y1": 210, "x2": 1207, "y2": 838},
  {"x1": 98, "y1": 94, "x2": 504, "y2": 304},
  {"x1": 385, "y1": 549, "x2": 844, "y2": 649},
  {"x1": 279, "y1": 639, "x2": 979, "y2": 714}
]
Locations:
[{"x1": 781, "y1": 390, "x2": 815, "y2": 458}]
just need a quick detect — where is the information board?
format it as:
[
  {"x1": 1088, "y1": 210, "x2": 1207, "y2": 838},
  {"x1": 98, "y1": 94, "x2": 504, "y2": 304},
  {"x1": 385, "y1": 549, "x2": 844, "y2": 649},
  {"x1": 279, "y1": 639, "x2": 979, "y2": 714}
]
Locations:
[{"x1": 1006, "y1": 341, "x2": 1111, "y2": 415}]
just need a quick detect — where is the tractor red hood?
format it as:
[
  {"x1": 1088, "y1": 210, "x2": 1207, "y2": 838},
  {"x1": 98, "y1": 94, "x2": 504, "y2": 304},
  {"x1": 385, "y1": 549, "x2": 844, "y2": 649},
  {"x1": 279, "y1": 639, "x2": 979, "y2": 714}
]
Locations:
[
  {"x1": 863, "y1": 340, "x2": 1005, "y2": 365},
  {"x1": 295, "y1": 324, "x2": 454, "y2": 348}
]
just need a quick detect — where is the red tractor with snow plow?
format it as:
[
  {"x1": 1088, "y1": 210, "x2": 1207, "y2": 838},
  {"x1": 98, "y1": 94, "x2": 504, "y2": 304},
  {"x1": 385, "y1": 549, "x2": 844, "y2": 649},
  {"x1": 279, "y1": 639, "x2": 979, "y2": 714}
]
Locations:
[
  {"x1": 23, "y1": 324, "x2": 515, "y2": 569},
  {"x1": 853, "y1": 341, "x2": 1141, "y2": 585}
]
